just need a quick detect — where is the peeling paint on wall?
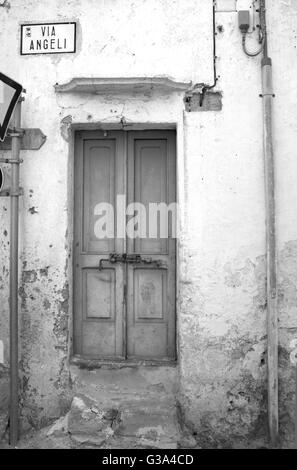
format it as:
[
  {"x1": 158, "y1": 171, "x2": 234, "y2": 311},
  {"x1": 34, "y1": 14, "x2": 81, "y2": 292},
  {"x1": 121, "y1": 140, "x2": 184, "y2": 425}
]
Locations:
[{"x1": 0, "y1": 1, "x2": 11, "y2": 12}]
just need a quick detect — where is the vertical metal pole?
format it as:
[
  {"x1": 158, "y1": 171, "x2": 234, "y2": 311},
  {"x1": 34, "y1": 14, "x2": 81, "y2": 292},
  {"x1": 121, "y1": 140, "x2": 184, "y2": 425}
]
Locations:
[
  {"x1": 262, "y1": 59, "x2": 278, "y2": 445},
  {"x1": 260, "y1": 1, "x2": 278, "y2": 443},
  {"x1": 295, "y1": 364, "x2": 297, "y2": 448},
  {"x1": 9, "y1": 99, "x2": 22, "y2": 446}
]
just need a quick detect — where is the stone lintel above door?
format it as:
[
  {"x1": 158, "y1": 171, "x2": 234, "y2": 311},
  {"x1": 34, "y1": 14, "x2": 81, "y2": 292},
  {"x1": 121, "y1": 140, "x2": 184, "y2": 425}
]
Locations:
[{"x1": 54, "y1": 76, "x2": 192, "y2": 95}]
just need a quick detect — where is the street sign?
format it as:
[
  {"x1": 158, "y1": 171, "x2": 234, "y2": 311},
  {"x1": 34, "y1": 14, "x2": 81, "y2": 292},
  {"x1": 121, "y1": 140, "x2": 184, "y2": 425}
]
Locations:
[
  {"x1": 0, "y1": 128, "x2": 46, "y2": 151},
  {"x1": 0, "y1": 72, "x2": 23, "y2": 142},
  {"x1": 20, "y1": 22, "x2": 76, "y2": 55}
]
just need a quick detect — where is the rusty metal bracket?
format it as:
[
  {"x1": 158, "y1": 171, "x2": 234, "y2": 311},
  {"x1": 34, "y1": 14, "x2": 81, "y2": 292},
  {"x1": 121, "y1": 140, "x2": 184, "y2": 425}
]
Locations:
[
  {"x1": 6, "y1": 127, "x2": 25, "y2": 138},
  {"x1": 0, "y1": 158, "x2": 24, "y2": 164},
  {"x1": 0, "y1": 188, "x2": 24, "y2": 198},
  {"x1": 259, "y1": 93, "x2": 275, "y2": 98}
]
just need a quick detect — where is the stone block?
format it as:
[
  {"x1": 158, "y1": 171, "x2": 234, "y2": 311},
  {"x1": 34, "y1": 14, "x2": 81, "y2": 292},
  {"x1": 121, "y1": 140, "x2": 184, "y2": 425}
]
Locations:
[{"x1": 68, "y1": 396, "x2": 120, "y2": 447}]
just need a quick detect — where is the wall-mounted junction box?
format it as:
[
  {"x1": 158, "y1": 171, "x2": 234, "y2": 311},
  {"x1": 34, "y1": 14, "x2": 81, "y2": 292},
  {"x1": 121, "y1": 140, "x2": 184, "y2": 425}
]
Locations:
[{"x1": 238, "y1": 10, "x2": 250, "y2": 32}]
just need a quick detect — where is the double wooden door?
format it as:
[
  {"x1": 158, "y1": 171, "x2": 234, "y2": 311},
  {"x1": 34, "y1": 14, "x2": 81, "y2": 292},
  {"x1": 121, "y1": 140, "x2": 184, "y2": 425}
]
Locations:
[{"x1": 73, "y1": 130, "x2": 176, "y2": 361}]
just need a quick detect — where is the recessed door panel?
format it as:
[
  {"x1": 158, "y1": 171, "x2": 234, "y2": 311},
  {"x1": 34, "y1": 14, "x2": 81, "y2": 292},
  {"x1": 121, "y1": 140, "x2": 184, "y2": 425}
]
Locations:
[
  {"x1": 134, "y1": 268, "x2": 166, "y2": 320},
  {"x1": 130, "y1": 324, "x2": 169, "y2": 358},
  {"x1": 83, "y1": 268, "x2": 115, "y2": 320},
  {"x1": 133, "y1": 140, "x2": 168, "y2": 254},
  {"x1": 83, "y1": 140, "x2": 115, "y2": 254},
  {"x1": 82, "y1": 322, "x2": 116, "y2": 357}
]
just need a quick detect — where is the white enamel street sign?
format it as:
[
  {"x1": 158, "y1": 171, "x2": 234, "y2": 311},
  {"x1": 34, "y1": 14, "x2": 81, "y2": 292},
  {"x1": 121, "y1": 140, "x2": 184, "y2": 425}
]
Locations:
[
  {"x1": 0, "y1": 72, "x2": 23, "y2": 142},
  {"x1": 20, "y1": 22, "x2": 76, "y2": 55}
]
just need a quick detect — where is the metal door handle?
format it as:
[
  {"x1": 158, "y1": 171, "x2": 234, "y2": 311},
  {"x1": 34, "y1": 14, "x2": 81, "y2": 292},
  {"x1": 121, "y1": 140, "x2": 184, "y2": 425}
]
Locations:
[
  {"x1": 99, "y1": 253, "x2": 164, "y2": 271},
  {"x1": 99, "y1": 253, "x2": 123, "y2": 271}
]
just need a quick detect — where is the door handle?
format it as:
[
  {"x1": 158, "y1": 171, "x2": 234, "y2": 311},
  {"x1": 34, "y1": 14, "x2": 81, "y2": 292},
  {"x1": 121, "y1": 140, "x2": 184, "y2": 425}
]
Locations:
[
  {"x1": 98, "y1": 253, "x2": 124, "y2": 271},
  {"x1": 99, "y1": 253, "x2": 164, "y2": 271}
]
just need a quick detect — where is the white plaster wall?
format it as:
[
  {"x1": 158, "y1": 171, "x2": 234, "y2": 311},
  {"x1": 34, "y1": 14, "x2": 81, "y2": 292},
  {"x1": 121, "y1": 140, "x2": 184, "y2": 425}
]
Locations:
[
  {"x1": 0, "y1": 0, "x2": 296, "y2": 446},
  {"x1": 178, "y1": 1, "x2": 297, "y2": 447},
  {"x1": 0, "y1": 0, "x2": 212, "y2": 432}
]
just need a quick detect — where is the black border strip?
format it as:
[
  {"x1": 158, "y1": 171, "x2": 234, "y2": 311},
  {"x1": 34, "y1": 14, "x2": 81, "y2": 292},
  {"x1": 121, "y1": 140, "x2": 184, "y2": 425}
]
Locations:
[
  {"x1": 20, "y1": 22, "x2": 76, "y2": 55},
  {"x1": 0, "y1": 72, "x2": 23, "y2": 142}
]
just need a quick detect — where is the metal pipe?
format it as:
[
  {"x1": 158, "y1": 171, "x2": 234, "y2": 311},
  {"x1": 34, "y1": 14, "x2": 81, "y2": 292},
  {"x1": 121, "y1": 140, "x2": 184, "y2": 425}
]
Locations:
[
  {"x1": 9, "y1": 99, "x2": 22, "y2": 446},
  {"x1": 295, "y1": 364, "x2": 297, "y2": 448},
  {"x1": 259, "y1": 0, "x2": 268, "y2": 58},
  {"x1": 260, "y1": 0, "x2": 279, "y2": 446}
]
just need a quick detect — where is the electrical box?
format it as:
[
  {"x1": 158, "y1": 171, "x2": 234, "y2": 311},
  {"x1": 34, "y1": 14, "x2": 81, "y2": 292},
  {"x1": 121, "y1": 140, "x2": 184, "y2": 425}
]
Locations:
[{"x1": 238, "y1": 10, "x2": 250, "y2": 32}]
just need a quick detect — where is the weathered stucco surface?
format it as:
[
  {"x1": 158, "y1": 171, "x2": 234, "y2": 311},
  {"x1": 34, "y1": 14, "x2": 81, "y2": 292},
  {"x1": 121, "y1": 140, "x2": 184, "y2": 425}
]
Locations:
[
  {"x1": 177, "y1": 1, "x2": 297, "y2": 448},
  {"x1": 0, "y1": 0, "x2": 297, "y2": 447}
]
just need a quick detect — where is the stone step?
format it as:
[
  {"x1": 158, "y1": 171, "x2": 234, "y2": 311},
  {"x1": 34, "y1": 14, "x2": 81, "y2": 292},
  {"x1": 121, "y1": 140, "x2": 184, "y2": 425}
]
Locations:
[{"x1": 68, "y1": 364, "x2": 180, "y2": 448}]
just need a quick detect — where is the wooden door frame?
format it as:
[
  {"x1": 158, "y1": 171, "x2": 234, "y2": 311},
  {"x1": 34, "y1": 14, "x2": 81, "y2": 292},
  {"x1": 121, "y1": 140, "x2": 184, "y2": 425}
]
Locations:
[{"x1": 67, "y1": 123, "x2": 181, "y2": 367}]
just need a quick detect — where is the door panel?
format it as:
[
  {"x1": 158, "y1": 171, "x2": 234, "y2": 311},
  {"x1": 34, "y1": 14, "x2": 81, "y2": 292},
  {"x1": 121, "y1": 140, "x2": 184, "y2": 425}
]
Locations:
[
  {"x1": 127, "y1": 131, "x2": 176, "y2": 360},
  {"x1": 133, "y1": 139, "x2": 168, "y2": 254},
  {"x1": 74, "y1": 131, "x2": 126, "y2": 359},
  {"x1": 82, "y1": 139, "x2": 116, "y2": 253},
  {"x1": 134, "y1": 268, "x2": 166, "y2": 320},
  {"x1": 82, "y1": 322, "x2": 116, "y2": 357},
  {"x1": 83, "y1": 268, "x2": 115, "y2": 319},
  {"x1": 74, "y1": 130, "x2": 176, "y2": 361}
]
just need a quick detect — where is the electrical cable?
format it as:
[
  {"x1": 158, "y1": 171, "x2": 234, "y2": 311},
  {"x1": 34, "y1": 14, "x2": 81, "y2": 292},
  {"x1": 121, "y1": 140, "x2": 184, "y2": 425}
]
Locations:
[
  {"x1": 199, "y1": 0, "x2": 218, "y2": 104},
  {"x1": 185, "y1": 0, "x2": 218, "y2": 106},
  {"x1": 242, "y1": 31, "x2": 264, "y2": 57},
  {"x1": 240, "y1": 1, "x2": 267, "y2": 58}
]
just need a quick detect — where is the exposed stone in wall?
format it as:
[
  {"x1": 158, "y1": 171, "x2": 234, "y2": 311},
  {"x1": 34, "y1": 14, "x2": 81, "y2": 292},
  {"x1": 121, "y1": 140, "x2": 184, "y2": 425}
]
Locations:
[
  {"x1": 0, "y1": 1, "x2": 10, "y2": 12},
  {"x1": 184, "y1": 92, "x2": 223, "y2": 112},
  {"x1": 278, "y1": 240, "x2": 297, "y2": 448},
  {"x1": 18, "y1": 263, "x2": 72, "y2": 431}
]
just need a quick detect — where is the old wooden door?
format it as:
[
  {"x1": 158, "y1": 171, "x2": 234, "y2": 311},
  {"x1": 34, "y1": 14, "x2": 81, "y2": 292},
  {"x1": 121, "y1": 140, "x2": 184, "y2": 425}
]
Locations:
[{"x1": 73, "y1": 130, "x2": 176, "y2": 361}]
